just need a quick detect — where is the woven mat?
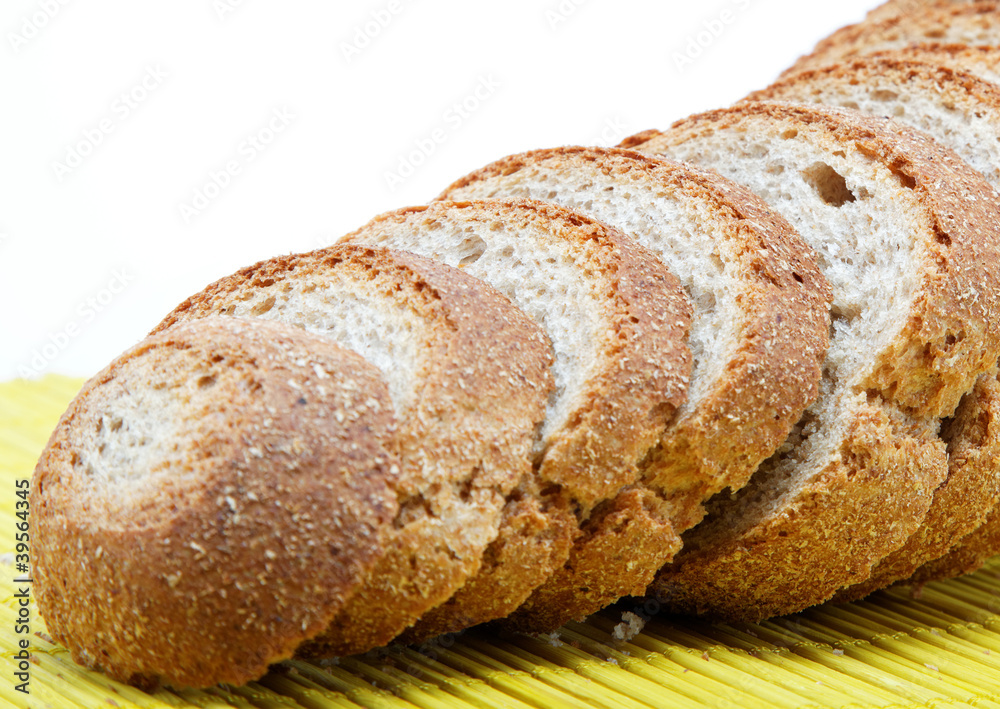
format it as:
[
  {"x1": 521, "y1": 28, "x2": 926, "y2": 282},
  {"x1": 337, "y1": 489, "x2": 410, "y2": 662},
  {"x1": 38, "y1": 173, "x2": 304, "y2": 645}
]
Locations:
[{"x1": 6, "y1": 377, "x2": 1000, "y2": 709}]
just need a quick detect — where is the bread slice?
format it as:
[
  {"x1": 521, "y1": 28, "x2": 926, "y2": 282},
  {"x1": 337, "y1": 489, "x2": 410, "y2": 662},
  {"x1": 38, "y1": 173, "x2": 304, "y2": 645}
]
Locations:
[
  {"x1": 622, "y1": 101, "x2": 1000, "y2": 620},
  {"x1": 32, "y1": 317, "x2": 401, "y2": 688},
  {"x1": 153, "y1": 244, "x2": 555, "y2": 656},
  {"x1": 339, "y1": 198, "x2": 693, "y2": 638},
  {"x1": 435, "y1": 147, "x2": 830, "y2": 630},
  {"x1": 785, "y1": 2, "x2": 1000, "y2": 77},
  {"x1": 907, "y1": 369, "x2": 1000, "y2": 586},
  {"x1": 748, "y1": 57, "x2": 1000, "y2": 599}
]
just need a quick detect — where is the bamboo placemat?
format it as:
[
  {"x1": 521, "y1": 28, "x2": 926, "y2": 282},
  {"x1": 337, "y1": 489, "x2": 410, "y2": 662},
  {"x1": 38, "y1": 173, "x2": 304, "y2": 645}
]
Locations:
[{"x1": 5, "y1": 376, "x2": 1000, "y2": 709}]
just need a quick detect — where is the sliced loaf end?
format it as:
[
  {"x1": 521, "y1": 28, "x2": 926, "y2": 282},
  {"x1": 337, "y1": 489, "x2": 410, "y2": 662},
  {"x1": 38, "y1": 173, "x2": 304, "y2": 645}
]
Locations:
[{"x1": 33, "y1": 317, "x2": 399, "y2": 687}]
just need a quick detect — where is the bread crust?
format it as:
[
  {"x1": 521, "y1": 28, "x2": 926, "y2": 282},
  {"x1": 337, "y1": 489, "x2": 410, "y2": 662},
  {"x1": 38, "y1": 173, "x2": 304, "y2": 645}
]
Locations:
[
  {"x1": 502, "y1": 486, "x2": 681, "y2": 631},
  {"x1": 655, "y1": 399, "x2": 948, "y2": 622},
  {"x1": 435, "y1": 147, "x2": 830, "y2": 631},
  {"x1": 753, "y1": 54, "x2": 1000, "y2": 123},
  {"x1": 837, "y1": 369, "x2": 1000, "y2": 601},
  {"x1": 397, "y1": 492, "x2": 577, "y2": 642},
  {"x1": 627, "y1": 101, "x2": 1000, "y2": 619},
  {"x1": 908, "y1": 508, "x2": 1000, "y2": 584},
  {"x1": 156, "y1": 245, "x2": 554, "y2": 657},
  {"x1": 32, "y1": 318, "x2": 399, "y2": 688},
  {"x1": 906, "y1": 370, "x2": 1000, "y2": 586},
  {"x1": 784, "y1": 2, "x2": 1000, "y2": 78},
  {"x1": 341, "y1": 199, "x2": 692, "y2": 640},
  {"x1": 867, "y1": 42, "x2": 1000, "y2": 79}
]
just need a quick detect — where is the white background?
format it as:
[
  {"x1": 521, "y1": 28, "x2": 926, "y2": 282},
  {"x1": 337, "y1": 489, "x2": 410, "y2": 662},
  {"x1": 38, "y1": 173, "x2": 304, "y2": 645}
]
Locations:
[{"x1": 0, "y1": 0, "x2": 879, "y2": 381}]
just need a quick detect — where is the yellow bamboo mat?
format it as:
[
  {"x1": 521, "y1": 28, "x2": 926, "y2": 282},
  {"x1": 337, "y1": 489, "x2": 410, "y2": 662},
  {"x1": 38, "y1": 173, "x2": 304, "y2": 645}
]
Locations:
[{"x1": 6, "y1": 377, "x2": 1000, "y2": 708}]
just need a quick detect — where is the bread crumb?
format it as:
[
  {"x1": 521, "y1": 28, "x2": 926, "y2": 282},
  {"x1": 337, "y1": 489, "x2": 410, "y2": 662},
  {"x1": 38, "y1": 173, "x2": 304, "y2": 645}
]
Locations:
[{"x1": 612, "y1": 612, "x2": 645, "y2": 642}]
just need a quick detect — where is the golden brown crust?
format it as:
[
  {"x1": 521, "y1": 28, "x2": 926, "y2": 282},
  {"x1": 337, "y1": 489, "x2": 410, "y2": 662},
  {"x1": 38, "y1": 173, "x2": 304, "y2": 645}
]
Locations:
[
  {"x1": 626, "y1": 101, "x2": 1000, "y2": 620},
  {"x1": 399, "y1": 492, "x2": 577, "y2": 643},
  {"x1": 501, "y1": 486, "x2": 681, "y2": 632},
  {"x1": 783, "y1": 2, "x2": 1000, "y2": 78},
  {"x1": 340, "y1": 199, "x2": 692, "y2": 639},
  {"x1": 435, "y1": 147, "x2": 830, "y2": 630},
  {"x1": 836, "y1": 369, "x2": 1000, "y2": 601},
  {"x1": 155, "y1": 244, "x2": 554, "y2": 657},
  {"x1": 908, "y1": 508, "x2": 1000, "y2": 584},
  {"x1": 906, "y1": 370, "x2": 1000, "y2": 586},
  {"x1": 868, "y1": 42, "x2": 1000, "y2": 76},
  {"x1": 626, "y1": 102, "x2": 1000, "y2": 420},
  {"x1": 652, "y1": 400, "x2": 948, "y2": 622},
  {"x1": 751, "y1": 54, "x2": 1000, "y2": 119},
  {"x1": 32, "y1": 318, "x2": 399, "y2": 688}
]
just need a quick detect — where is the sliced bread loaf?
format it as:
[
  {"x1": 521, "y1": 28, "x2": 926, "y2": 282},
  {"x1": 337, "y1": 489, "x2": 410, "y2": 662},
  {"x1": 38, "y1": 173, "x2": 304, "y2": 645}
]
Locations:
[
  {"x1": 33, "y1": 317, "x2": 400, "y2": 688},
  {"x1": 340, "y1": 198, "x2": 693, "y2": 638},
  {"x1": 622, "y1": 101, "x2": 1000, "y2": 620},
  {"x1": 436, "y1": 147, "x2": 830, "y2": 630},
  {"x1": 785, "y1": 2, "x2": 1000, "y2": 77},
  {"x1": 749, "y1": 57, "x2": 1000, "y2": 598},
  {"x1": 154, "y1": 244, "x2": 554, "y2": 656}
]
